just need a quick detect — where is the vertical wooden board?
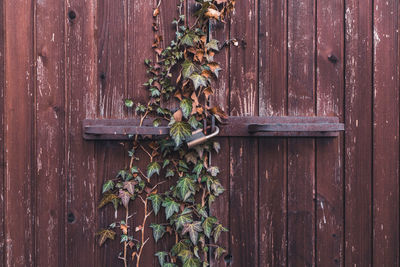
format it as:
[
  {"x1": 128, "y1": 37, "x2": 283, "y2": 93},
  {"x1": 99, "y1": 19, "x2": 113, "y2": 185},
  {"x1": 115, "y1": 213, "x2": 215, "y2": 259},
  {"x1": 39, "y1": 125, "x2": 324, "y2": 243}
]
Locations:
[
  {"x1": 258, "y1": 0, "x2": 287, "y2": 266},
  {"x1": 344, "y1": 1, "x2": 373, "y2": 265},
  {"x1": 287, "y1": 0, "x2": 315, "y2": 266},
  {"x1": 373, "y1": 0, "x2": 399, "y2": 265},
  {"x1": 315, "y1": 0, "x2": 344, "y2": 265},
  {"x1": 0, "y1": 0, "x2": 4, "y2": 263},
  {"x1": 228, "y1": 0, "x2": 258, "y2": 266},
  {"x1": 95, "y1": 1, "x2": 128, "y2": 266},
  {"x1": 65, "y1": 0, "x2": 98, "y2": 266},
  {"x1": 97, "y1": 0, "x2": 126, "y2": 118},
  {"x1": 258, "y1": 139, "x2": 287, "y2": 267},
  {"x1": 209, "y1": 6, "x2": 231, "y2": 267},
  {"x1": 4, "y1": 1, "x2": 35, "y2": 265},
  {"x1": 35, "y1": 0, "x2": 66, "y2": 266},
  {"x1": 127, "y1": 1, "x2": 157, "y2": 266}
]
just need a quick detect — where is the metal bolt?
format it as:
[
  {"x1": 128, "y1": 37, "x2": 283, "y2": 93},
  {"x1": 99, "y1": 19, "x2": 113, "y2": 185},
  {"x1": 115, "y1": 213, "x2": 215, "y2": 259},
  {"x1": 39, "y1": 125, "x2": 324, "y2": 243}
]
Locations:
[{"x1": 328, "y1": 54, "x2": 338, "y2": 63}]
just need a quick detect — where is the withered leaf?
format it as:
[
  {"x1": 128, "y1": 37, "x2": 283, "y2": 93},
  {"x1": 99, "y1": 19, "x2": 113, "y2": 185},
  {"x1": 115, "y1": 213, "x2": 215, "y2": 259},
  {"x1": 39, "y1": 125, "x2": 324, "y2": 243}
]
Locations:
[
  {"x1": 119, "y1": 189, "x2": 131, "y2": 208},
  {"x1": 153, "y1": 8, "x2": 160, "y2": 17},
  {"x1": 173, "y1": 109, "x2": 183, "y2": 122},
  {"x1": 123, "y1": 180, "x2": 137, "y2": 195},
  {"x1": 98, "y1": 193, "x2": 118, "y2": 209},
  {"x1": 96, "y1": 229, "x2": 116, "y2": 246},
  {"x1": 205, "y1": 8, "x2": 221, "y2": 20}
]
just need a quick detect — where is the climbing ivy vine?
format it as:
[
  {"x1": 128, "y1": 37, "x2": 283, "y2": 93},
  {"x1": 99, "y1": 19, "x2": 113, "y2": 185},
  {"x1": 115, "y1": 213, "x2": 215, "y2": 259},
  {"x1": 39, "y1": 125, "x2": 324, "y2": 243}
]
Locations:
[{"x1": 97, "y1": 0, "x2": 235, "y2": 266}]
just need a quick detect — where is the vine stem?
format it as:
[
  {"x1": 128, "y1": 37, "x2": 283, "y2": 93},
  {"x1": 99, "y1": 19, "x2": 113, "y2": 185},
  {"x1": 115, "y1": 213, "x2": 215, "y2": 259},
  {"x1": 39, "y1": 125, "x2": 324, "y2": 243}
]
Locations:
[
  {"x1": 136, "y1": 196, "x2": 151, "y2": 267},
  {"x1": 123, "y1": 207, "x2": 129, "y2": 267}
]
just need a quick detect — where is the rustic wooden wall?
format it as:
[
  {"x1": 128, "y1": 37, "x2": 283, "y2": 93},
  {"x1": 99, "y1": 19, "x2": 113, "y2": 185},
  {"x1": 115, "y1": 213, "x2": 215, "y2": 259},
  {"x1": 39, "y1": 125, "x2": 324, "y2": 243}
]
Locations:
[{"x1": 0, "y1": 0, "x2": 399, "y2": 266}]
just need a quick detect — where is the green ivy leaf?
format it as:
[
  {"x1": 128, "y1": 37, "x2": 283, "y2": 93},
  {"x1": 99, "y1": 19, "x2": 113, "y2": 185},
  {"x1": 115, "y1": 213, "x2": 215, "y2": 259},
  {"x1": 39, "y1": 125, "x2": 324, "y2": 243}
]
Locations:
[
  {"x1": 175, "y1": 211, "x2": 193, "y2": 230},
  {"x1": 166, "y1": 169, "x2": 175, "y2": 178},
  {"x1": 207, "y1": 166, "x2": 220, "y2": 177},
  {"x1": 162, "y1": 159, "x2": 170, "y2": 169},
  {"x1": 163, "y1": 263, "x2": 178, "y2": 267},
  {"x1": 213, "y1": 224, "x2": 228, "y2": 243},
  {"x1": 155, "y1": 251, "x2": 168, "y2": 266},
  {"x1": 162, "y1": 197, "x2": 180, "y2": 220},
  {"x1": 180, "y1": 32, "x2": 196, "y2": 46},
  {"x1": 178, "y1": 249, "x2": 193, "y2": 264},
  {"x1": 124, "y1": 99, "x2": 134, "y2": 108},
  {"x1": 192, "y1": 162, "x2": 203, "y2": 177},
  {"x1": 170, "y1": 122, "x2": 191, "y2": 147},
  {"x1": 148, "y1": 194, "x2": 163, "y2": 215},
  {"x1": 202, "y1": 216, "x2": 218, "y2": 238},
  {"x1": 206, "y1": 39, "x2": 219, "y2": 51},
  {"x1": 214, "y1": 246, "x2": 226, "y2": 260},
  {"x1": 147, "y1": 162, "x2": 161, "y2": 178},
  {"x1": 96, "y1": 229, "x2": 116, "y2": 246},
  {"x1": 102, "y1": 180, "x2": 114, "y2": 194},
  {"x1": 180, "y1": 98, "x2": 193, "y2": 119},
  {"x1": 190, "y1": 74, "x2": 207, "y2": 90},
  {"x1": 188, "y1": 116, "x2": 201, "y2": 129},
  {"x1": 150, "y1": 223, "x2": 166, "y2": 243},
  {"x1": 183, "y1": 257, "x2": 201, "y2": 267},
  {"x1": 182, "y1": 221, "x2": 203, "y2": 245},
  {"x1": 176, "y1": 177, "x2": 195, "y2": 201},
  {"x1": 182, "y1": 60, "x2": 197, "y2": 79}
]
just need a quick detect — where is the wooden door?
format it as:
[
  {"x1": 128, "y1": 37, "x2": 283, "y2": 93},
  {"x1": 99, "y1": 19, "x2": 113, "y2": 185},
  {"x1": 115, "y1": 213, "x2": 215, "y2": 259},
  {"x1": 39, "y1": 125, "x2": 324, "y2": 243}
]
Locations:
[{"x1": 1, "y1": 0, "x2": 399, "y2": 266}]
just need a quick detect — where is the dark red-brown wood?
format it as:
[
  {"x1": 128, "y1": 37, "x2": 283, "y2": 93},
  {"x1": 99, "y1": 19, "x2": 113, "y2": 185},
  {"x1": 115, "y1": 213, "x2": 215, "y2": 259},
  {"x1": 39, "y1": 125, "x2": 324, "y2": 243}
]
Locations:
[{"x1": 0, "y1": 0, "x2": 399, "y2": 266}]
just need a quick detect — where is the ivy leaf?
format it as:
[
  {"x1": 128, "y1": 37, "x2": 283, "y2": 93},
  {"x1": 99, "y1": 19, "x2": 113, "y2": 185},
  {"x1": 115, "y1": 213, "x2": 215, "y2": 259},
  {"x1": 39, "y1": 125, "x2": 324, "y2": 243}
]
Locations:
[
  {"x1": 213, "y1": 142, "x2": 221, "y2": 153},
  {"x1": 164, "y1": 263, "x2": 178, "y2": 267},
  {"x1": 170, "y1": 121, "x2": 192, "y2": 147},
  {"x1": 147, "y1": 162, "x2": 161, "y2": 178},
  {"x1": 119, "y1": 190, "x2": 131, "y2": 208},
  {"x1": 172, "y1": 240, "x2": 190, "y2": 256},
  {"x1": 96, "y1": 229, "x2": 116, "y2": 246},
  {"x1": 102, "y1": 180, "x2": 114, "y2": 194},
  {"x1": 175, "y1": 211, "x2": 193, "y2": 230},
  {"x1": 180, "y1": 32, "x2": 196, "y2": 46},
  {"x1": 166, "y1": 169, "x2": 175, "y2": 178},
  {"x1": 124, "y1": 99, "x2": 134, "y2": 108},
  {"x1": 182, "y1": 221, "x2": 203, "y2": 245},
  {"x1": 207, "y1": 166, "x2": 220, "y2": 177},
  {"x1": 213, "y1": 224, "x2": 228, "y2": 243},
  {"x1": 180, "y1": 99, "x2": 193, "y2": 119},
  {"x1": 207, "y1": 62, "x2": 222, "y2": 78},
  {"x1": 178, "y1": 249, "x2": 193, "y2": 264},
  {"x1": 148, "y1": 194, "x2": 163, "y2": 215},
  {"x1": 150, "y1": 223, "x2": 166, "y2": 243},
  {"x1": 214, "y1": 246, "x2": 226, "y2": 260},
  {"x1": 188, "y1": 116, "x2": 201, "y2": 129},
  {"x1": 190, "y1": 74, "x2": 207, "y2": 90},
  {"x1": 98, "y1": 193, "x2": 118, "y2": 209},
  {"x1": 162, "y1": 159, "x2": 170, "y2": 169},
  {"x1": 202, "y1": 216, "x2": 218, "y2": 238},
  {"x1": 183, "y1": 257, "x2": 201, "y2": 267},
  {"x1": 155, "y1": 251, "x2": 168, "y2": 266},
  {"x1": 182, "y1": 60, "x2": 197, "y2": 79},
  {"x1": 192, "y1": 162, "x2": 203, "y2": 177},
  {"x1": 123, "y1": 180, "x2": 137, "y2": 195},
  {"x1": 176, "y1": 177, "x2": 195, "y2": 201},
  {"x1": 162, "y1": 198, "x2": 180, "y2": 220},
  {"x1": 206, "y1": 39, "x2": 219, "y2": 51}
]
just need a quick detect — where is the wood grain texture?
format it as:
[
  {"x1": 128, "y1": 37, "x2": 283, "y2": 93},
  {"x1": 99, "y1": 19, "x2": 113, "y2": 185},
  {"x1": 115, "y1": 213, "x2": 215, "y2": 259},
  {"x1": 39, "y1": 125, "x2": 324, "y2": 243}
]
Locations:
[
  {"x1": 35, "y1": 0, "x2": 66, "y2": 266},
  {"x1": 315, "y1": 0, "x2": 344, "y2": 266},
  {"x1": 4, "y1": 0, "x2": 35, "y2": 265},
  {"x1": 258, "y1": 0, "x2": 287, "y2": 266},
  {"x1": 344, "y1": 0, "x2": 373, "y2": 266},
  {"x1": 373, "y1": 0, "x2": 399, "y2": 265},
  {"x1": 0, "y1": 0, "x2": 4, "y2": 264},
  {"x1": 95, "y1": 0, "x2": 128, "y2": 266},
  {"x1": 65, "y1": 0, "x2": 98, "y2": 266},
  {"x1": 228, "y1": 0, "x2": 259, "y2": 266},
  {"x1": 287, "y1": 0, "x2": 316, "y2": 266}
]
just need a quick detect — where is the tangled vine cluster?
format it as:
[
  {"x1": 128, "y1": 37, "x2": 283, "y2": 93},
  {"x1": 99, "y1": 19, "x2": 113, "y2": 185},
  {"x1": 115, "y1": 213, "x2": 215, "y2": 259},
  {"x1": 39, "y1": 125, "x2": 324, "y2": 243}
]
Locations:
[{"x1": 96, "y1": 0, "x2": 235, "y2": 266}]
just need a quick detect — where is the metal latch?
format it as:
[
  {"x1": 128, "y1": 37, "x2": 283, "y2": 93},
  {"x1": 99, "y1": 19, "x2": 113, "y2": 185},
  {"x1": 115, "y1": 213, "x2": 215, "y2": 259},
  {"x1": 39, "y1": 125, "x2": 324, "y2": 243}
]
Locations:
[{"x1": 186, "y1": 126, "x2": 220, "y2": 148}]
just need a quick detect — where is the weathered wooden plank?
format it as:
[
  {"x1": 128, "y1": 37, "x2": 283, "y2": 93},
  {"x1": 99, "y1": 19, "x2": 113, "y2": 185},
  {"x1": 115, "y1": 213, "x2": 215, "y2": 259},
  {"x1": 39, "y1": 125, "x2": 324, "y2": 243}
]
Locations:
[
  {"x1": 65, "y1": 0, "x2": 98, "y2": 266},
  {"x1": 95, "y1": 0, "x2": 128, "y2": 266},
  {"x1": 209, "y1": 3, "x2": 231, "y2": 266},
  {"x1": 315, "y1": 0, "x2": 344, "y2": 265},
  {"x1": 373, "y1": 0, "x2": 399, "y2": 265},
  {"x1": 287, "y1": 0, "x2": 316, "y2": 266},
  {"x1": 127, "y1": 1, "x2": 157, "y2": 266},
  {"x1": 35, "y1": 0, "x2": 66, "y2": 266},
  {"x1": 228, "y1": 0, "x2": 259, "y2": 266},
  {"x1": 4, "y1": 1, "x2": 35, "y2": 265},
  {"x1": 258, "y1": 0, "x2": 287, "y2": 265},
  {"x1": 0, "y1": 0, "x2": 4, "y2": 263},
  {"x1": 344, "y1": 1, "x2": 373, "y2": 265}
]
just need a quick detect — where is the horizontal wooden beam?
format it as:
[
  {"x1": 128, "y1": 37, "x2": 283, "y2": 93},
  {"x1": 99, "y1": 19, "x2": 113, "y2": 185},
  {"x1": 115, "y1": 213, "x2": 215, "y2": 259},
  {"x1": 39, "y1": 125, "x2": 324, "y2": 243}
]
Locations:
[{"x1": 82, "y1": 116, "x2": 344, "y2": 140}]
